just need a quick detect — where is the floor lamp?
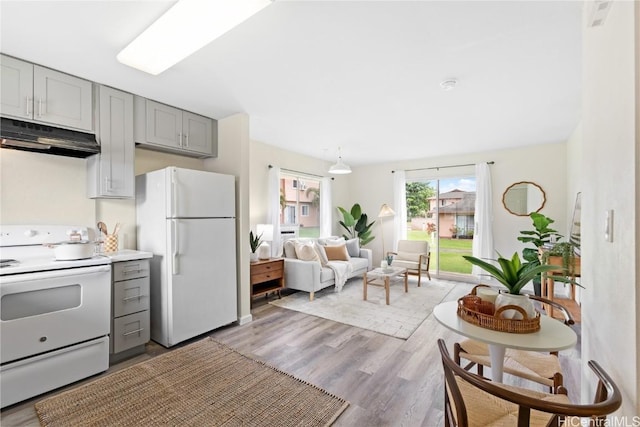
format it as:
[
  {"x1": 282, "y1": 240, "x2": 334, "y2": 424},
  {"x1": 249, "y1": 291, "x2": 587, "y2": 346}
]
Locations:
[{"x1": 378, "y1": 204, "x2": 396, "y2": 260}]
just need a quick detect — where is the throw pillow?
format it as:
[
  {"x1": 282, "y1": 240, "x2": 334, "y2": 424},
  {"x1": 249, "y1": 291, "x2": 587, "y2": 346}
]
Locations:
[
  {"x1": 294, "y1": 241, "x2": 320, "y2": 263},
  {"x1": 313, "y1": 242, "x2": 329, "y2": 266},
  {"x1": 345, "y1": 238, "x2": 360, "y2": 258},
  {"x1": 283, "y1": 240, "x2": 297, "y2": 259},
  {"x1": 324, "y1": 243, "x2": 351, "y2": 261},
  {"x1": 320, "y1": 237, "x2": 346, "y2": 246}
]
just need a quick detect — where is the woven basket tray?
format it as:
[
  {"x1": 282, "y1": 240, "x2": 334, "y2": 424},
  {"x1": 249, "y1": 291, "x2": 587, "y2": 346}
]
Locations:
[{"x1": 456, "y1": 285, "x2": 541, "y2": 334}]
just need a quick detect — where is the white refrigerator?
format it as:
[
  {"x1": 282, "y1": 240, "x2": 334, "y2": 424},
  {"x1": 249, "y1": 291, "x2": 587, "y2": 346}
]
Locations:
[{"x1": 136, "y1": 167, "x2": 237, "y2": 347}]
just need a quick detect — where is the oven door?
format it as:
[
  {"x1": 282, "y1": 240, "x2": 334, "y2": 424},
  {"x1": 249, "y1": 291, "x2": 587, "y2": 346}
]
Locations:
[{"x1": 0, "y1": 265, "x2": 111, "y2": 364}]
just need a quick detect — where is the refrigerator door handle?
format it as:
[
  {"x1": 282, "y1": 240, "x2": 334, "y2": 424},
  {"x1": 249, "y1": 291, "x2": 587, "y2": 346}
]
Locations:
[
  {"x1": 172, "y1": 219, "x2": 179, "y2": 275},
  {"x1": 171, "y1": 168, "x2": 178, "y2": 218}
]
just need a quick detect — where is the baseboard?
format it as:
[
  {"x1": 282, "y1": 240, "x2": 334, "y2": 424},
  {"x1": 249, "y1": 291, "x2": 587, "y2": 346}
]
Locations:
[{"x1": 238, "y1": 314, "x2": 253, "y2": 325}]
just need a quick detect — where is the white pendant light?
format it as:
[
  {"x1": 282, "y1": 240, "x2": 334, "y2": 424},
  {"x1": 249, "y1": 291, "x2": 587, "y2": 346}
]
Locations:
[
  {"x1": 117, "y1": 0, "x2": 273, "y2": 75},
  {"x1": 328, "y1": 147, "x2": 352, "y2": 175}
]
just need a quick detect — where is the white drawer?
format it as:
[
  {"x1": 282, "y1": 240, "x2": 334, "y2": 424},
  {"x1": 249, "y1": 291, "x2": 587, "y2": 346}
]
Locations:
[
  {"x1": 113, "y1": 277, "x2": 149, "y2": 317},
  {"x1": 113, "y1": 259, "x2": 149, "y2": 281},
  {"x1": 112, "y1": 311, "x2": 149, "y2": 354}
]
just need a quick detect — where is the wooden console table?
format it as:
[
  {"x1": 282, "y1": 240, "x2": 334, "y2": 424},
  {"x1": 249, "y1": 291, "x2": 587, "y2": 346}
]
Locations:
[
  {"x1": 539, "y1": 249, "x2": 581, "y2": 317},
  {"x1": 250, "y1": 258, "x2": 284, "y2": 305}
]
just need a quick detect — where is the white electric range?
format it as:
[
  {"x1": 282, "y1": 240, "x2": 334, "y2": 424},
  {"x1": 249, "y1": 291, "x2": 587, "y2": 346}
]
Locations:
[{"x1": 0, "y1": 225, "x2": 112, "y2": 408}]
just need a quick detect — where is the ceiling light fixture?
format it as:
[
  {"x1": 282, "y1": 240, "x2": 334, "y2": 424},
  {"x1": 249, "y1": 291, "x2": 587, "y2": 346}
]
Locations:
[
  {"x1": 328, "y1": 147, "x2": 352, "y2": 175},
  {"x1": 117, "y1": 0, "x2": 273, "y2": 75},
  {"x1": 440, "y1": 79, "x2": 457, "y2": 91}
]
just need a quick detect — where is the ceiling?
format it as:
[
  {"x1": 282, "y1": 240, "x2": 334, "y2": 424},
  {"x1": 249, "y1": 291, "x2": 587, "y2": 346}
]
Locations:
[{"x1": 0, "y1": 1, "x2": 582, "y2": 166}]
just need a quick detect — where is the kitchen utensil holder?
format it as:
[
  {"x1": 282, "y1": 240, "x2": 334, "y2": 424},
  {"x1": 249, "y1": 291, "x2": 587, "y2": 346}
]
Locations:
[{"x1": 104, "y1": 234, "x2": 118, "y2": 253}]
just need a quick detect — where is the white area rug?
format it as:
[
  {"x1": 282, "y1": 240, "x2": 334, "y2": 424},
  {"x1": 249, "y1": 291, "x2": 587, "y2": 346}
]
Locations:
[{"x1": 269, "y1": 276, "x2": 457, "y2": 339}]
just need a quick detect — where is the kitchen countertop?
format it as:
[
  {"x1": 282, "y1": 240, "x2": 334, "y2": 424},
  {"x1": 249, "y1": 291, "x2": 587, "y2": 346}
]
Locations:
[{"x1": 103, "y1": 249, "x2": 153, "y2": 262}]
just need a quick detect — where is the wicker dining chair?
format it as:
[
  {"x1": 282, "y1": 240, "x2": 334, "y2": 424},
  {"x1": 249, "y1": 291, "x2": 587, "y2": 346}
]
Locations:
[
  {"x1": 454, "y1": 295, "x2": 574, "y2": 393},
  {"x1": 438, "y1": 339, "x2": 622, "y2": 427}
]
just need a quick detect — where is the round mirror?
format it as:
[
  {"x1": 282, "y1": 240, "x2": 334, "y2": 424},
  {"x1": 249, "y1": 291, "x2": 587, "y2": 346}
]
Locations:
[{"x1": 502, "y1": 181, "x2": 546, "y2": 216}]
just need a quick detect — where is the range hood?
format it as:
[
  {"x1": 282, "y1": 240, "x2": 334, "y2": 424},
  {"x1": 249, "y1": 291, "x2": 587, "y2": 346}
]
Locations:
[{"x1": 0, "y1": 118, "x2": 100, "y2": 158}]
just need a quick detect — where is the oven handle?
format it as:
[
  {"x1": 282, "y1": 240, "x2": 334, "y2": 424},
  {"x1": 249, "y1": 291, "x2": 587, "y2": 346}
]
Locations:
[{"x1": 0, "y1": 265, "x2": 111, "y2": 286}]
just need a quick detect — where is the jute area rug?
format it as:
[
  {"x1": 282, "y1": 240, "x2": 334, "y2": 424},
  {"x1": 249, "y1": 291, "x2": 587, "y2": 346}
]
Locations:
[
  {"x1": 35, "y1": 338, "x2": 349, "y2": 427},
  {"x1": 270, "y1": 277, "x2": 456, "y2": 339}
]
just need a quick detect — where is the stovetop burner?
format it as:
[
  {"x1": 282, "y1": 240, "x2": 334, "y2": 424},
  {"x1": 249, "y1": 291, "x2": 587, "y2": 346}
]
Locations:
[{"x1": 0, "y1": 225, "x2": 111, "y2": 275}]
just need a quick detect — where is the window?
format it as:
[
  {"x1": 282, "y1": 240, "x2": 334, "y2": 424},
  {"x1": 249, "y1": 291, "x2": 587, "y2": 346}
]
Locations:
[{"x1": 280, "y1": 173, "x2": 321, "y2": 238}]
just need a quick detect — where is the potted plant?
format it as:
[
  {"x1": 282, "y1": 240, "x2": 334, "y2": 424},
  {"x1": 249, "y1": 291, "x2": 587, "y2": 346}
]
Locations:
[
  {"x1": 517, "y1": 212, "x2": 563, "y2": 296},
  {"x1": 463, "y1": 252, "x2": 559, "y2": 319},
  {"x1": 249, "y1": 231, "x2": 262, "y2": 262},
  {"x1": 337, "y1": 203, "x2": 375, "y2": 246},
  {"x1": 541, "y1": 241, "x2": 581, "y2": 280}
]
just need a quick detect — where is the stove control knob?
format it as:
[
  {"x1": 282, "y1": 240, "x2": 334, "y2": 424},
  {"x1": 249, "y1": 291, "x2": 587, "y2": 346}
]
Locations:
[{"x1": 24, "y1": 229, "x2": 37, "y2": 237}]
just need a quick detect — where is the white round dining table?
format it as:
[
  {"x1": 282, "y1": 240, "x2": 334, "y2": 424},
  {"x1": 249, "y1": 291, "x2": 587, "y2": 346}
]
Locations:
[{"x1": 433, "y1": 300, "x2": 577, "y2": 383}]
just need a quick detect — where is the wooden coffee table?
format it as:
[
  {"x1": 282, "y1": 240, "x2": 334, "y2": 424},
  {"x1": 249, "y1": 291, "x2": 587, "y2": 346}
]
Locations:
[{"x1": 363, "y1": 267, "x2": 408, "y2": 305}]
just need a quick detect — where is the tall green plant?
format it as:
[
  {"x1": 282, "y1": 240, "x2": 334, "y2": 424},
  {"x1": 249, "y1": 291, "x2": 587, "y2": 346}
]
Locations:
[
  {"x1": 517, "y1": 212, "x2": 564, "y2": 264},
  {"x1": 337, "y1": 203, "x2": 375, "y2": 246}
]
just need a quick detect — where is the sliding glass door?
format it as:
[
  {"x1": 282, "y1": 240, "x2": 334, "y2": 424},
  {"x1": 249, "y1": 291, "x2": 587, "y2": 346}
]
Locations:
[{"x1": 406, "y1": 174, "x2": 476, "y2": 279}]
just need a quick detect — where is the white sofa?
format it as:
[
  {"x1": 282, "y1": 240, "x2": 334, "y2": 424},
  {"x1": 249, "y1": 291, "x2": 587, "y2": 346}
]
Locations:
[{"x1": 282, "y1": 237, "x2": 372, "y2": 301}]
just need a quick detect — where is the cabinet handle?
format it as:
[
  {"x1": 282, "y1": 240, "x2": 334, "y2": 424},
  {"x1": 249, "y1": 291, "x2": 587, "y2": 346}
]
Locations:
[
  {"x1": 123, "y1": 328, "x2": 144, "y2": 336},
  {"x1": 123, "y1": 294, "x2": 147, "y2": 301},
  {"x1": 25, "y1": 96, "x2": 31, "y2": 116},
  {"x1": 104, "y1": 176, "x2": 113, "y2": 192},
  {"x1": 184, "y1": 133, "x2": 189, "y2": 147},
  {"x1": 37, "y1": 98, "x2": 43, "y2": 118},
  {"x1": 178, "y1": 132, "x2": 183, "y2": 147},
  {"x1": 123, "y1": 265, "x2": 142, "y2": 274}
]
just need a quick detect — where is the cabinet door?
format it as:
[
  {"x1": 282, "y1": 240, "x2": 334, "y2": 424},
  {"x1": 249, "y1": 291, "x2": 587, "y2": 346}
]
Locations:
[
  {"x1": 33, "y1": 65, "x2": 93, "y2": 131},
  {"x1": 182, "y1": 111, "x2": 213, "y2": 155},
  {"x1": 88, "y1": 86, "x2": 134, "y2": 198},
  {"x1": 0, "y1": 55, "x2": 33, "y2": 119},
  {"x1": 145, "y1": 99, "x2": 182, "y2": 148}
]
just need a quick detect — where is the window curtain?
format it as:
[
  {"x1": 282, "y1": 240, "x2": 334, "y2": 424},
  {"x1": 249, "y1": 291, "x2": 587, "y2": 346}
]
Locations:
[
  {"x1": 267, "y1": 166, "x2": 282, "y2": 257},
  {"x1": 320, "y1": 177, "x2": 332, "y2": 237},
  {"x1": 393, "y1": 170, "x2": 407, "y2": 250},
  {"x1": 472, "y1": 163, "x2": 494, "y2": 278}
]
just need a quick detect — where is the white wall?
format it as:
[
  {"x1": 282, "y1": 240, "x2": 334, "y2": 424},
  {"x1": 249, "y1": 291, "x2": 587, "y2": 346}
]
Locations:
[
  {"x1": 0, "y1": 149, "x2": 96, "y2": 227},
  {"x1": 204, "y1": 113, "x2": 252, "y2": 324},
  {"x1": 581, "y1": 1, "x2": 638, "y2": 415}
]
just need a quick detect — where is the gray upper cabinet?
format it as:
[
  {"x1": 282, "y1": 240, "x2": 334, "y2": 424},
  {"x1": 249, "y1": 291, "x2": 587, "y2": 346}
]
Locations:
[
  {"x1": 134, "y1": 96, "x2": 216, "y2": 158},
  {"x1": 87, "y1": 86, "x2": 134, "y2": 199},
  {"x1": 0, "y1": 54, "x2": 93, "y2": 132},
  {"x1": 0, "y1": 55, "x2": 33, "y2": 119}
]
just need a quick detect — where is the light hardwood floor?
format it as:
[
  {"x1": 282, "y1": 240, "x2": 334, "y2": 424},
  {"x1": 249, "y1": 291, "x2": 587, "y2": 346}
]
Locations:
[{"x1": 0, "y1": 279, "x2": 581, "y2": 427}]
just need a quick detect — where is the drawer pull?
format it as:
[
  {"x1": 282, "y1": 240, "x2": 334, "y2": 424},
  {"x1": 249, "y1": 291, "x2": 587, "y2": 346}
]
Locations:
[
  {"x1": 122, "y1": 294, "x2": 147, "y2": 302},
  {"x1": 123, "y1": 328, "x2": 144, "y2": 336},
  {"x1": 123, "y1": 268, "x2": 143, "y2": 274}
]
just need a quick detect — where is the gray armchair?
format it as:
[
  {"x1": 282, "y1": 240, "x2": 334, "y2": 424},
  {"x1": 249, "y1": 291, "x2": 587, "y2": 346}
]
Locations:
[{"x1": 388, "y1": 240, "x2": 431, "y2": 286}]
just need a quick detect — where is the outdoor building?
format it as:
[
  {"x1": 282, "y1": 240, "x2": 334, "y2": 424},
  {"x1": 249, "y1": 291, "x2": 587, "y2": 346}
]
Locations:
[
  {"x1": 427, "y1": 190, "x2": 476, "y2": 238},
  {"x1": 280, "y1": 177, "x2": 320, "y2": 229}
]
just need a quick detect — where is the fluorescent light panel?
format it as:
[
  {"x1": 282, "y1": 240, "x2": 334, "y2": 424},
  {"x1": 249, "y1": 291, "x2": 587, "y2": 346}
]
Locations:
[{"x1": 117, "y1": 0, "x2": 272, "y2": 75}]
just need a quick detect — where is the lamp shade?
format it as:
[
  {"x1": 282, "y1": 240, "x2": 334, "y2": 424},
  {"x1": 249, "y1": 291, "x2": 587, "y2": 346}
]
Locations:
[
  {"x1": 256, "y1": 224, "x2": 274, "y2": 241},
  {"x1": 328, "y1": 147, "x2": 352, "y2": 174},
  {"x1": 378, "y1": 204, "x2": 396, "y2": 218},
  {"x1": 328, "y1": 160, "x2": 352, "y2": 174}
]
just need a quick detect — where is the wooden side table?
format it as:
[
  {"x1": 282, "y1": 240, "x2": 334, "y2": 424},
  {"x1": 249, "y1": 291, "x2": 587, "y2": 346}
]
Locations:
[{"x1": 250, "y1": 258, "x2": 285, "y2": 305}]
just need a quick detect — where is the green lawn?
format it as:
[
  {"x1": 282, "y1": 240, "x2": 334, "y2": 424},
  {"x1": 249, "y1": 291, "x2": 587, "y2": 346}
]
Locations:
[{"x1": 407, "y1": 230, "x2": 473, "y2": 274}]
